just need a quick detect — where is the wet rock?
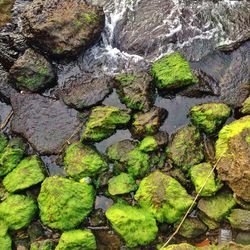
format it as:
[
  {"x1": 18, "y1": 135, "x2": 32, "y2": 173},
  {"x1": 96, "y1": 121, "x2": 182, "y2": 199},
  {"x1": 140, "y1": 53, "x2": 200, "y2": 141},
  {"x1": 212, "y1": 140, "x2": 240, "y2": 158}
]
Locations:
[
  {"x1": 94, "y1": 230, "x2": 121, "y2": 250},
  {"x1": 9, "y1": 49, "x2": 55, "y2": 92},
  {"x1": 197, "y1": 190, "x2": 236, "y2": 222},
  {"x1": 240, "y1": 96, "x2": 250, "y2": 115},
  {"x1": 166, "y1": 124, "x2": 204, "y2": 171},
  {"x1": 228, "y1": 209, "x2": 250, "y2": 231},
  {"x1": 64, "y1": 142, "x2": 108, "y2": 181},
  {"x1": 0, "y1": 0, "x2": 15, "y2": 27},
  {"x1": 131, "y1": 107, "x2": 167, "y2": 139},
  {"x1": 189, "y1": 163, "x2": 222, "y2": 197},
  {"x1": 82, "y1": 106, "x2": 130, "y2": 142},
  {"x1": 3, "y1": 156, "x2": 46, "y2": 193},
  {"x1": 215, "y1": 116, "x2": 250, "y2": 202},
  {"x1": 106, "y1": 203, "x2": 158, "y2": 248},
  {"x1": 114, "y1": 72, "x2": 154, "y2": 111},
  {"x1": 30, "y1": 240, "x2": 54, "y2": 250},
  {"x1": 235, "y1": 232, "x2": 250, "y2": 245},
  {"x1": 11, "y1": 93, "x2": 81, "y2": 155},
  {"x1": 88, "y1": 208, "x2": 107, "y2": 227},
  {"x1": 189, "y1": 103, "x2": 231, "y2": 135},
  {"x1": 135, "y1": 170, "x2": 193, "y2": 223},
  {"x1": 38, "y1": 176, "x2": 95, "y2": 230},
  {"x1": 0, "y1": 221, "x2": 12, "y2": 250},
  {"x1": 21, "y1": 0, "x2": 105, "y2": 57},
  {"x1": 55, "y1": 230, "x2": 96, "y2": 250},
  {"x1": 162, "y1": 243, "x2": 196, "y2": 250},
  {"x1": 0, "y1": 194, "x2": 37, "y2": 230}
]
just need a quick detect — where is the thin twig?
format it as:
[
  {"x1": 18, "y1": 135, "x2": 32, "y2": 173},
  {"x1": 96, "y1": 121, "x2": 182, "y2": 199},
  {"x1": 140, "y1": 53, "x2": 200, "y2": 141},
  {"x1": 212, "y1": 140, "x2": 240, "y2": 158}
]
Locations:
[{"x1": 0, "y1": 110, "x2": 13, "y2": 131}]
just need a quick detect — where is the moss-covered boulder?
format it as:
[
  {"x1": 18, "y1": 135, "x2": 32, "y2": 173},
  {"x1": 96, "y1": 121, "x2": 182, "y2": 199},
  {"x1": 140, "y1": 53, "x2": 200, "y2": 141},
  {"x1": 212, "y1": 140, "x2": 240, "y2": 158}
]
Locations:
[
  {"x1": 82, "y1": 106, "x2": 130, "y2": 142},
  {"x1": 0, "y1": 221, "x2": 12, "y2": 250},
  {"x1": 38, "y1": 176, "x2": 95, "y2": 230},
  {"x1": 64, "y1": 142, "x2": 108, "y2": 180},
  {"x1": 30, "y1": 240, "x2": 54, "y2": 250},
  {"x1": 189, "y1": 103, "x2": 231, "y2": 135},
  {"x1": 106, "y1": 203, "x2": 158, "y2": 248},
  {"x1": 3, "y1": 155, "x2": 46, "y2": 193},
  {"x1": 189, "y1": 163, "x2": 222, "y2": 197},
  {"x1": 55, "y1": 230, "x2": 96, "y2": 250},
  {"x1": 0, "y1": 133, "x2": 8, "y2": 153},
  {"x1": 166, "y1": 125, "x2": 204, "y2": 170},
  {"x1": 240, "y1": 96, "x2": 250, "y2": 115},
  {"x1": 151, "y1": 52, "x2": 198, "y2": 90},
  {"x1": 0, "y1": 138, "x2": 26, "y2": 176},
  {"x1": 197, "y1": 211, "x2": 220, "y2": 230},
  {"x1": 161, "y1": 243, "x2": 196, "y2": 250},
  {"x1": 197, "y1": 190, "x2": 236, "y2": 222},
  {"x1": 0, "y1": 194, "x2": 37, "y2": 230},
  {"x1": 228, "y1": 209, "x2": 250, "y2": 231},
  {"x1": 135, "y1": 171, "x2": 193, "y2": 223},
  {"x1": 108, "y1": 173, "x2": 137, "y2": 195},
  {"x1": 115, "y1": 72, "x2": 154, "y2": 111}
]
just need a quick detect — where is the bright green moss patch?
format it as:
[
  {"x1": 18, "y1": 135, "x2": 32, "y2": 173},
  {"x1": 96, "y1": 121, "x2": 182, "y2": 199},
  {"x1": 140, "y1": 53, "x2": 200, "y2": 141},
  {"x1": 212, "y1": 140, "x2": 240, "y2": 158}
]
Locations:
[
  {"x1": 106, "y1": 203, "x2": 158, "y2": 248},
  {"x1": 151, "y1": 52, "x2": 198, "y2": 89},
  {"x1": 0, "y1": 221, "x2": 12, "y2": 250},
  {"x1": 240, "y1": 96, "x2": 250, "y2": 115},
  {"x1": 30, "y1": 240, "x2": 54, "y2": 250},
  {"x1": 139, "y1": 136, "x2": 158, "y2": 152}
]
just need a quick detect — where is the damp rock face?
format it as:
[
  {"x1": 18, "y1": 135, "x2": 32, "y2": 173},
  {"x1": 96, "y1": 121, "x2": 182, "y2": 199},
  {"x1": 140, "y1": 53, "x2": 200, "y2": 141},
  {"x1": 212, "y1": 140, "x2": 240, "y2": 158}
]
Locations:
[
  {"x1": 240, "y1": 96, "x2": 250, "y2": 115},
  {"x1": 38, "y1": 176, "x2": 95, "y2": 230},
  {"x1": 228, "y1": 209, "x2": 250, "y2": 231},
  {"x1": 11, "y1": 93, "x2": 81, "y2": 155},
  {"x1": 106, "y1": 203, "x2": 158, "y2": 248},
  {"x1": 9, "y1": 49, "x2": 55, "y2": 92},
  {"x1": 21, "y1": 0, "x2": 105, "y2": 57},
  {"x1": 135, "y1": 171, "x2": 193, "y2": 223}
]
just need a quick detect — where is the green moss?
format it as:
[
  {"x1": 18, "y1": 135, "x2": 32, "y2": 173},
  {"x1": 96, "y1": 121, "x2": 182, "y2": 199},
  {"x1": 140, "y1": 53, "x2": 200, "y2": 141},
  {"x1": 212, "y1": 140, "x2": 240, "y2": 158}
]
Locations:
[
  {"x1": 0, "y1": 194, "x2": 37, "y2": 230},
  {"x1": 189, "y1": 163, "x2": 223, "y2": 197},
  {"x1": 240, "y1": 96, "x2": 250, "y2": 115},
  {"x1": 135, "y1": 171, "x2": 193, "y2": 223},
  {"x1": 227, "y1": 209, "x2": 250, "y2": 231},
  {"x1": 64, "y1": 142, "x2": 108, "y2": 180},
  {"x1": 82, "y1": 106, "x2": 130, "y2": 142},
  {"x1": 0, "y1": 133, "x2": 8, "y2": 153},
  {"x1": 3, "y1": 155, "x2": 46, "y2": 193},
  {"x1": 151, "y1": 52, "x2": 198, "y2": 89},
  {"x1": 139, "y1": 136, "x2": 158, "y2": 152},
  {"x1": 106, "y1": 203, "x2": 158, "y2": 248},
  {"x1": 189, "y1": 103, "x2": 231, "y2": 135},
  {"x1": 30, "y1": 240, "x2": 54, "y2": 250},
  {"x1": 55, "y1": 230, "x2": 96, "y2": 250},
  {"x1": 246, "y1": 135, "x2": 250, "y2": 144},
  {"x1": 38, "y1": 176, "x2": 95, "y2": 230},
  {"x1": 0, "y1": 220, "x2": 12, "y2": 250},
  {"x1": 161, "y1": 243, "x2": 196, "y2": 250}
]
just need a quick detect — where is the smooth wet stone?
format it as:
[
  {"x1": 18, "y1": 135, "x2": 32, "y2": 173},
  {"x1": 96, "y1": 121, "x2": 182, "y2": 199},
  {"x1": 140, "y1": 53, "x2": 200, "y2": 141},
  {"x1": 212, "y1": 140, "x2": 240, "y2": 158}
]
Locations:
[
  {"x1": 82, "y1": 106, "x2": 130, "y2": 142},
  {"x1": 9, "y1": 49, "x2": 55, "y2": 92},
  {"x1": 215, "y1": 116, "x2": 250, "y2": 202},
  {"x1": 11, "y1": 93, "x2": 81, "y2": 155},
  {"x1": 38, "y1": 176, "x2": 95, "y2": 230},
  {"x1": 0, "y1": 0, "x2": 15, "y2": 27},
  {"x1": 106, "y1": 203, "x2": 158, "y2": 248},
  {"x1": 94, "y1": 230, "x2": 121, "y2": 250},
  {"x1": 166, "y1": 124, "x2": 204, "y2": 170},
  {"x1": 30, "y1": 240, "x2": 54, "y2": 250},
  {"x1": 228, "y1": 209, "x2": 250, "y2": 231},
  {"x1": 115, "y1": 72, "x2": 154, "y2": 111},
  {"x1": 130, "y1": 107, "x2": 167, "y2": 139},
  {"x1": 135, "y1": 171, "x2": 193, "y2": 223},
  {"x1": 0, "y1": 194, "x2": 37, "y2": 230},
  {"x1": 240, "y1": 96, "x2": 250, "y2": 115},
  {"x1": 64, "y1": 142, "x2": 108, "y2": 180},
  {"x1": 189, "y1": 103, "x2": 231, "y2": 135},
  {"x1": 0, "y1": 221, "x2": 12, "y2": 250},
  {"x1": 55, "y1": 230, "x2": 96, "y2": 250},
  {"x1": 22, "y1": 0, "x2": 104, "y2": 57},
  {"x1": 3, "y1": 155, "x2": 46, "y2": 193},
  {"x1": 197, "y1": 190, "x2": 236, "y2": 222}
]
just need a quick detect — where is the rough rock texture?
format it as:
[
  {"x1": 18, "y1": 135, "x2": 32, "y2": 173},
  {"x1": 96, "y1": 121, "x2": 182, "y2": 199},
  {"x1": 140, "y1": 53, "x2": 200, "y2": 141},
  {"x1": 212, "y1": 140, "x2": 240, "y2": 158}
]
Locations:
[
  {"x1": 38, "y1": 176, "x2": 95, "y2": 230},
  {"x1": 166, "y1": 125, "x2": 204, "y2": 170},
  {"x1": 11, "y1": 93, "x2": 81, "y2": 155},
  {"x1": 215, "y1": 116, "x2": 250, "y2": 202},
  {"x1": 235, "y1": 232, "x2": 250, "y2": 245},
  {"x1": 3, "y1": 155, "x2": 46, "y2": 192},
  {"x1": 0, "y1": 194, "x2": 37, "y2": 230},
  {"x1": 228, "y1": 209, "x2": 250, "y2": 231},
  {"x1": 22, "y1": 0, "x2": 105, "y2": 57},
  {"x1": 106, "y1": 203, "x2": 158, "y2": 248},
  {"x1": 135, "y1": 171, "x2": 193, "y2": 223},
  {"x1": 115, "y1": 72, "x2": 154, "y2": 111},
  {"x1": 131, "y1": 107, "x2": 167, "y2": 139},
  {"x1": 240, "y1": 96, "x2": 250, "y2": 115},
  {"x1": 55, "y1": 230, "x2": 96, "y2": 250},
  {"x1": 30, "y1": 240, "x2": 54, "y2": 250},
  {"x1": 189, "y1": 103, "x2": 231, "y2": 135},
  {"x1": 82, "y1": 106, "x2": 130, "y2": 142},
  {"x1": 0, "y1": 0, "x2": 15, "y2": 27},
  {"x1": 197, "y1": 211, "x2": 220, "y2": 230},
  {"x1": 162, "y1": 243, "x2": 196, "y2": 250},
  {"x1": 64, "y1": 142, "x2": 108, "y2": 180},
  {"x1": 9, "y1": 49, "x2": 55, "y2": 92}
]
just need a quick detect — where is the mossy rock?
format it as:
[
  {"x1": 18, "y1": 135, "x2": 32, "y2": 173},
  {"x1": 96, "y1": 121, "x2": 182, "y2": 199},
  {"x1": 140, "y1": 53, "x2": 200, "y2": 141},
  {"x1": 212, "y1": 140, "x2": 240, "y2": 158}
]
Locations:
[
  {"x1": 0, "y1": 194, "x2": 37, "y2": 230},
  {"x1": 30, "y1": 240, "x2": 54, "y2": 250},
  {"x1": 38, "y1": 176, "x2": 95, "y2": 230},
  {"x1": 151, "y1": 52, "x2": 198, "y2": 90},
  {"x1": 161, "y1": 243, "x2": 196, "y2": 250},
  {"x1": 189, "y1": 103, "x2": 231, "y2": 135},
  {"x1": 0, "y1": 221, "x2": 12, "y2": 250},
  {"x1": 0, "y1": 133, "x2": 8, "y2": 154},
  {"x1": 81, "y1": 106, "x2": 130, "y2": 142},
  {"x1": 197, "y1": 211, "x2": 220, "y2": 230},
  {"x1": 189, "y1": 163, "x2": 223, "y2": 197},
  {"x1": 135, "y1": 171, "x2": 193, "y2": 223},
  {"x1": 64, "y1": 142, "x2": 108, "y2": 180},
  {"x1": 106, "y1": 203, "x2": 158, "y2": 248},
  {"x1": 240, "y1": 96, "x2": 250, "y2": 115},
  {"x1": 55, "y1": 230, "x2": 96, "y2": 250},
  {"x1": 3, "y1": 155, "x2": 46, "y2": 193},
  {"x1": 228, "y1": 209, "x2": 250, "y2": 231}
]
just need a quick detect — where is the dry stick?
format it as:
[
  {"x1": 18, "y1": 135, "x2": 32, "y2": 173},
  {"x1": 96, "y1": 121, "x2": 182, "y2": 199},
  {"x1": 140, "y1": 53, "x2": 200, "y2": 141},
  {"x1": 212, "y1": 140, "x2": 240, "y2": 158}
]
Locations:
[
  {"x1": 0, "y1": 110, "x2": 13, "y2": 131},
  {"x1": 160, "y1": 155, "x2": 224, "y2": 250}
]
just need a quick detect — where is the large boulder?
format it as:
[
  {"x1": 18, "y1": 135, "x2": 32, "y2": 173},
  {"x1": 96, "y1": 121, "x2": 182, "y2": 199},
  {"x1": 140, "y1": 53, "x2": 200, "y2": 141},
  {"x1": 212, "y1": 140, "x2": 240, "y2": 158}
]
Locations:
[
  {"x1": 21, "y1": 0, "x2": 105, "y2": 57},
  {"x1": 228, "y1": 209, "x2": 250, "y2": 231}
]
